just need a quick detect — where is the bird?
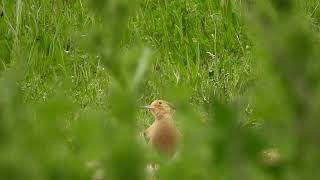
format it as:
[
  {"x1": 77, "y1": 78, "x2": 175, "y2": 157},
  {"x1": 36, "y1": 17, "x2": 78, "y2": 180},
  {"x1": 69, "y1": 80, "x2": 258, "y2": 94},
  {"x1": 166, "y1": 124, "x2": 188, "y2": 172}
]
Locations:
[{"x1": 143, "y1": 100, "x2": 181, "y2": 157}]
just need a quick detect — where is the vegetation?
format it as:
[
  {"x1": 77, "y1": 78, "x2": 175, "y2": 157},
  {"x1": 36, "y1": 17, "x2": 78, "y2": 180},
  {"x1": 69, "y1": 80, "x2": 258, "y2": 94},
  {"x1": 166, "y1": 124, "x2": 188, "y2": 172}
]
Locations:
[{"x1": 0, "y1": 0, "x2": 319, "y2": 179}]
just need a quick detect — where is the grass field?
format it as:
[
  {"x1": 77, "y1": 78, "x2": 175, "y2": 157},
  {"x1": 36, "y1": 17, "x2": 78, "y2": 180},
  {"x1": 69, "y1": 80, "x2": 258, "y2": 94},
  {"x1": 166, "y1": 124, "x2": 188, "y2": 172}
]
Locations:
[{"x1": 1, "y1": 0, "x2": 320, "y2": 179}]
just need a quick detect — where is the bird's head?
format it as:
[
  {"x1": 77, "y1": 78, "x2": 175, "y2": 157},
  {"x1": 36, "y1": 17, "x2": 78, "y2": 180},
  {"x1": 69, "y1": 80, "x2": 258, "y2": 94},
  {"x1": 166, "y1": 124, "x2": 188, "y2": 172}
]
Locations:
[{"x1": 144, "y1": 100, "x2": 175, "y2": 119}]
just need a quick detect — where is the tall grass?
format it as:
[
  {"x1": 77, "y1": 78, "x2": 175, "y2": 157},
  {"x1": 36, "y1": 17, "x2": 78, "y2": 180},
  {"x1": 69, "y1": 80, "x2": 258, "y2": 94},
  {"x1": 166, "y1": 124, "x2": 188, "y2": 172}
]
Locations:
[{"x1": 0, "y1": 0, "x2": 319, "y2": 179}]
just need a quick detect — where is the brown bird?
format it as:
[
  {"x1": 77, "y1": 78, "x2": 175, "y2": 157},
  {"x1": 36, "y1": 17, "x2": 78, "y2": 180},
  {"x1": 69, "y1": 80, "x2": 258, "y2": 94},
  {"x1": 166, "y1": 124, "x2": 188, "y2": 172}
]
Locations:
[{"x1": 143, "y1": 100, "x2": 181, "y2": 157}]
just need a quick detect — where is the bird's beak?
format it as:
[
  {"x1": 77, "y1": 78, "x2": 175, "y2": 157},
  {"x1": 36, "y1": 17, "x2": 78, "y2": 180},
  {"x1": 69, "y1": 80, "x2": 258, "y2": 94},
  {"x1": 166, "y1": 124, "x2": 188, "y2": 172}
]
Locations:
[{"x1": 143, "y1": 105, "x2": 153, "y2": 109}]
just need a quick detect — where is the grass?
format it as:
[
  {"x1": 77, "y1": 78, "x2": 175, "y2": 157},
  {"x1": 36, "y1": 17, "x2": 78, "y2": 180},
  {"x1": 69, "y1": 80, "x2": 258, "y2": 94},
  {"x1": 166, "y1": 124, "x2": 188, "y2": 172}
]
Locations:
[
  {"x1": 0, "y1": 0, "x2": 320, "y2": 179},
  {"x1": 1, "y1": 0, "x2": 252, "y2": 106}
]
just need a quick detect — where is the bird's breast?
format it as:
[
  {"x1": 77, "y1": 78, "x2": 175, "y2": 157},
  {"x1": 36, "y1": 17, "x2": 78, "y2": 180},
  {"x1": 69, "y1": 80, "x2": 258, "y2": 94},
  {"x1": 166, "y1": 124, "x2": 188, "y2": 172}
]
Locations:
[{"x1": 149, "y1": 121, "x2": 179, "y2": 156}]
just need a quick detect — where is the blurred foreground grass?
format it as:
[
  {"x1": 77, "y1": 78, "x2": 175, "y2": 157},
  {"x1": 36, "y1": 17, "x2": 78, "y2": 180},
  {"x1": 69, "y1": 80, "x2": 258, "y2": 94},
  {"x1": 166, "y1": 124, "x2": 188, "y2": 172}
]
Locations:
[{"x1": 0, "y1": 0, "x2": 320, "y2": 179}]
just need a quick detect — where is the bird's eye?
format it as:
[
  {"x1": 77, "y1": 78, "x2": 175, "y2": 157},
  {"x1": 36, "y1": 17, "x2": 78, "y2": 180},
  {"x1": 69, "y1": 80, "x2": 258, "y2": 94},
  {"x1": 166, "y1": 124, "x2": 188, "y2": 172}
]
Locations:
[{"x1": 159, "y1": 102, "x2": 162, "y2": 105}]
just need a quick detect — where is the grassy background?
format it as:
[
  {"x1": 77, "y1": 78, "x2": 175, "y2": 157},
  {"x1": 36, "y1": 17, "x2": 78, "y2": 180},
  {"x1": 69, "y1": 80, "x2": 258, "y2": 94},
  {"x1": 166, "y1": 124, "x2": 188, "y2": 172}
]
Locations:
[
  {"x1": 0, "y1": 0, "x2": 320, "y2": 179},
  {"x1": 1, "y1": 0, "x2": 253, "y2": 107}
]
